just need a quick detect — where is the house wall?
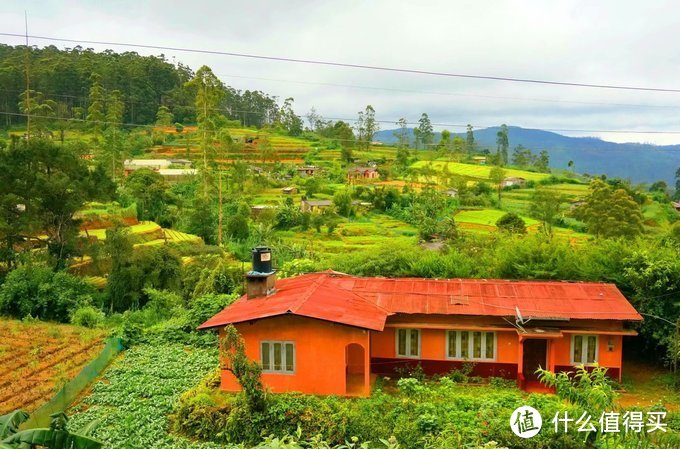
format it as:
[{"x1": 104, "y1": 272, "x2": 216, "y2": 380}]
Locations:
[
  {"x1": 220, "y1": 315, "x2": 370, "y2": 396},
  {"x1": 369, "y1": 316, "x2": 628, "y2": 381},
  {"x1": 551, "y1": 334, "x2": 623, "y2": 381},
  {"x1": 370, "y1": 326, "x2": 520, "y2": 379}
]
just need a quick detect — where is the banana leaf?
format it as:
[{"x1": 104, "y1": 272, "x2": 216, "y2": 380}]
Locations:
[
  {"x1": 77, "y1": 420, "x2": 100, "y2": 437},
  {"x1": 0, "y1": 429, "x2": 102, "y2": 449},
  {"x1": 0, "y1": 411, "x2": 29, "y2": 439}
]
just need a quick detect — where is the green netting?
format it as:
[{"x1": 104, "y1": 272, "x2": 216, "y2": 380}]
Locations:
[{"x1": 21, "y1": 337, "x2": 124, "y2": 429}]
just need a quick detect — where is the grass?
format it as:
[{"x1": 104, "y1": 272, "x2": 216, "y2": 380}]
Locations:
[
  {"x1": 411, "y1": 161, "x2": 551, "y2": 182},
  {"x1": 455, "y1": 209, "x2": 540, "y2": 228},
  {"x1": 454, "y1": 208, "x2": 589, "y2": 242}
]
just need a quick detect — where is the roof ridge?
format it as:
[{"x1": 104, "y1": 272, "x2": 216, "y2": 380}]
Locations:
[
  {"x1": 287, "y1": 273, "x2": 327, "y2": 313},
  {"x1": 325, "y1": 275, "x2": 617, "y2": 287},
  {"x1": 333, "y1": 284, "x2": 394, "y2": 315}
]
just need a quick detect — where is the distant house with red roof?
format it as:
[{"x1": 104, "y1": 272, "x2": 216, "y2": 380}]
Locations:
[
  {"x1": 200, "y1": 248, "x2": 642, "y2": 396},
  {"x1": 347, "y1": 166, "x2": 380, "y2": 183}
]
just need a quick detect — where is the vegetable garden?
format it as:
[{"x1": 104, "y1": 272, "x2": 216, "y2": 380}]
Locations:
[{"x1": 67, "y1": 343, "x2": 222, "y2": 449}]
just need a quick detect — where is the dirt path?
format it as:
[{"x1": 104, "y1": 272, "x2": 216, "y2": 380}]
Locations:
[{"x1": 617, "y1": 361, "x2": 680, "y2": 411}]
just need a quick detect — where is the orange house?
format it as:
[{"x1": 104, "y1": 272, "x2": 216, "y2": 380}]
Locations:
[{"x1": 200, "y1": 249, "x2": 642, "y2": 396}]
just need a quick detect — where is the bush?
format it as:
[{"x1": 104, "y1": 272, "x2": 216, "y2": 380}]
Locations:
[
  {"x1": 496, "y1": 212, "x2": 527, "y2": 234},
  {"x1": 0, "y1": 266, "x2": 98, "y2": 322},
  {"x1": 172, "y1": 371, "x2": 631, "y2": 449},
  {"x1": 70, "y1": 306, "x2": 105, "y2": 328},
  {"x1": 187, "y1": 293, "x2": 238, "y2": 329}
]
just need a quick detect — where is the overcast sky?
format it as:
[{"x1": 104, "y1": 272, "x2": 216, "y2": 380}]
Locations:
[{"x1": 3, "y1": 0, "x2": 680, "y2": 144}]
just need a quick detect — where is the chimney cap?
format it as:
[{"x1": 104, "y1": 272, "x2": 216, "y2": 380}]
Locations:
[{"x1": 251, "y1": 246, "x2": 274, "y2": 276}]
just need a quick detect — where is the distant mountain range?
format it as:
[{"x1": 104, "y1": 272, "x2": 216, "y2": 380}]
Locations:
[{"x1": 373, "y1": 126, "x2": 680, "y2": 184}]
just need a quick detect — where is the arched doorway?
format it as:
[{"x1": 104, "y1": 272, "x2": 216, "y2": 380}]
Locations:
[{"x1": 345, "y1": 343, "x2": 366, "y2": 396}]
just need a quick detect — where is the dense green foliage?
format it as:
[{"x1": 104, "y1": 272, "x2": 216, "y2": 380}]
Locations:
[
  {"x1": 573, "y1": 180, "x2": 644, "y2": 238},
  {"x1": 173, "y1": 369, "x2": 680, "y2": 448},
  {"x1": 0, "y1": 44, "x2": 281, "y2": 128},
  {"x1": 0, "y1": 139, "x2": 116, "y2": 271},
  {"x1": 0, "y1": 265, "x2": 98, "y2": 321}
]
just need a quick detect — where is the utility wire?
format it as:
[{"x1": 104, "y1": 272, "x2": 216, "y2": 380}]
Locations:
[
  {"x1": 216, "y1": 73, "x2": 680, "y2": 110},
  {"x1": 6, "y1": 110, "x2": 680, "y2": 137},
  {"x1": 2, "y1": 32, "x2": 680, "y2": 93}
]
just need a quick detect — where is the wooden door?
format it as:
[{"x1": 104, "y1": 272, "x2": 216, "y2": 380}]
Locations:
[{"x1": 522, "y1": 339, "x2": 547, "y2": 381}]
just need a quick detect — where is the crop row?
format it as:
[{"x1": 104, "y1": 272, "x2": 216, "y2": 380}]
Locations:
[{"x1": 67, "y1": 343, "x2": 224, "y2": 449}]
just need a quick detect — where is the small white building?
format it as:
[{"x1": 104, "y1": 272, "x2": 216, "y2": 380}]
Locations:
[
  {"x1": 123, "y1": 159, "x2": 172, "y2": 176},
  {"x1": 500, "y1": 177, "x2": 527, "y2": 188},
  {"x1": 158, "y1": 168, "x2": 198, "y2": 182}
]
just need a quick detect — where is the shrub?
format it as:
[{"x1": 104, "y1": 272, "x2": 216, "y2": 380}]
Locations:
[
  {"x1": 0, "y1": 266, "x2": 97, "y2": 322},
  {"x1": 70, "y1": 306, "x2": 105, "y2": 328},
  {"x1": 495, "y1": 212, "x2": 527, "y2": 234},
  {"x1": 187, "y1": 293, "x2": 238, "y2": 329},
  {"x1": 537, "y1": 364, "x2": 616, "y2": 414}
]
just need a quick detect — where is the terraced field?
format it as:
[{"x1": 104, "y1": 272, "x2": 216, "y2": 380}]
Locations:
[
  {"x1": 455, "y1": 209, "x2": 540, "y2": 231},
  {"x1": 411, "y1": 161, "x2": 551, "y2": 182},
  {"x1": 135, "y1": 229, "x2": 204, "y2": 247},
  {"x1": 502, "y1": 183, "x2": 588, "y2": 216},
  {"x1": 81, "y1": 221, "x2": 163, "y2": 241},
  {"x1": 277, "y1": 215, "x2": 418, "y2": 255},
  {"x1": 454, "y1": 208, "x2": 589, "y2": 241},
  {"x1": 0, "y1": 320, "x2": 106, "y2": 414}
]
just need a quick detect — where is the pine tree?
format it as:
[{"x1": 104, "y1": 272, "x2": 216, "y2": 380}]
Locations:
[
  {"x1": 465, "y1": 124, "x2": 475, "y2": 153},
  {"x1": 86, "y1": 73, "x2": 106, "y2": 140}
]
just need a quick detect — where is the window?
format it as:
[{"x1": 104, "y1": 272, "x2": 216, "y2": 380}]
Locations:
[
  {"x1": 396, "y1": 328, "x2": 420, "y2": 358},
  {"x1": 571, "y1": 335, "x2": 598, "y2": 365},
  {"x1": 447, "y1": 330, "x2": 496, "y2": 361},
  {"x1": 261, "y1": 341, "x2": 295, "y2": 373}
]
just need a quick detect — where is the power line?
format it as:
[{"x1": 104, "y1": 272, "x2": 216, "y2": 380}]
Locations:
[
  {"x1": 6, "y1": 110, "x2": 680, "y2": 137},
  {"x1": 2, "y1": 32, "x2": 680, "y2": 94},
  {"x1": 216, "y1": 73, "x2": 680, "y2": 111}
]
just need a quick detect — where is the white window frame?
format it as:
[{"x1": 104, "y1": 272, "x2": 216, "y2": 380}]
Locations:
[
  {"x1": 445, "y1": 330, "x2": 497, "y2": 361},
  {"x1": 395, "y1": 328, "x2": 421, "y2": 358},
  {"x1": 570, "y1": 334, "x2": 599, "y2": 365},
  {"x1": 260, "y1": 340, "x2": 296, "y2": 374}
]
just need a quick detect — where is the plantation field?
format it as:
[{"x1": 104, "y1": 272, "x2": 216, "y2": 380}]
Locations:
[
  {"x1": 276, "y1": 214, "x2": 418, "y2": 256},
  {"x1": 411, "y1": 161, "x2": 551, "y2": 182},
  {"x1": 456, "y1": 208, "x2": 539, "y2": 228},
  {"x1": 68, "y1": 343, "x2": 220, "y2": 449},
  {"x1": 454, "y1": 208, "x2": 589, "y2": 241},
  {"x1": 81, "y1": 221, "x2": 162, "y2": 241},
  {"x1": 134, "y1": 229, "x2": 204, "y2": 247},
  {"x1": 249, "y1": 184, "x2": 343, "y2": 205},
  {"x1": 502, "y1": 183, "x2": 588, "y2": 216},
  {"x1": 0, "y1": 319, "x2": 106, "y2": 415}
]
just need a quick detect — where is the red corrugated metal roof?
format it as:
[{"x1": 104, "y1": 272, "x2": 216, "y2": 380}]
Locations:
[
  {"x1": 199, "y1": 271, "x2": 642, "y2": 331},
  {"x1": 198, "y1": 272, "x2": 391, "y2": 331}
]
